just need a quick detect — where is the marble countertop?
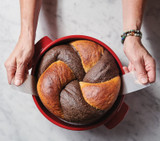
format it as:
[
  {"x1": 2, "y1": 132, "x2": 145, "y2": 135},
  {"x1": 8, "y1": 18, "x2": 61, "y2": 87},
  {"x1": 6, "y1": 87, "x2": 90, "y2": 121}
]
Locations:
[{"x1": 0, "y1": 0, "x2": 160, "y2": 141}]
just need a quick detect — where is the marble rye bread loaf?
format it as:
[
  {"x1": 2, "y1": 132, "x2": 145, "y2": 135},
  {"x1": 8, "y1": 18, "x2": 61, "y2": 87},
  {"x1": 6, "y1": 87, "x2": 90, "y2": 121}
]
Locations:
[{"x1": 36, "y1": 40, "x2": 121, "y2": 124}]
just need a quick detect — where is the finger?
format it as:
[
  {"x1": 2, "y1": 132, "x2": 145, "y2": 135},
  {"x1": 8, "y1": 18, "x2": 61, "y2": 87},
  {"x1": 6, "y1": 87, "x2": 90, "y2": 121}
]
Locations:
[
  {"x1": 148, "y1": 69, "x2": 156, "y2": 83},
  {"x1": 25, "y1": 68, "x2": 29, "y2": 74},
  {"x1": 134, "y1": 59, "x2": 148, "y2": 84},
  {"x1": 28, "y1": 59, "x2": 34, "y2": 70},
  {"x1": 128, "y1": 62, "x2": 135, "y2": 72},
  {"x1": 14, "y1": 62, "x2": 27, "y2": 86},
  {"x1": 147, "y1": 58, "x2": 156, "y2": 83},
  {"x1": 4, "y1": 60, "x2": 16, "y2": 84},
  {"x1": 123, "y1": 66, "x2": 129, "y2": 74},
  {"x1": 5, "y1": 66, "x2": 16, "y2": 84}
]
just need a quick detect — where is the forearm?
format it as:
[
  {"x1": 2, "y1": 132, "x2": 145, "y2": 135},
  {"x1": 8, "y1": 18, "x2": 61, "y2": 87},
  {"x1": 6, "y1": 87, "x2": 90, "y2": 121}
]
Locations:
[
  {"x1": 19, "y1": 0, "x2": 42, "y2": 42},
  {"x1": 122, "y1": 0, "x2": 156, "y2": 84},
  {"x1": 122, "y1": 0, "x2": 146, "y2": 31}
]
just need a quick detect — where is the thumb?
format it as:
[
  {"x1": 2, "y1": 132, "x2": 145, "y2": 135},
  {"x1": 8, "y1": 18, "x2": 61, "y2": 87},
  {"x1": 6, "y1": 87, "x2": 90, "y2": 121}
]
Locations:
[
  {"x1": 14, "y1": 63, "x2": 27, "y2": 86},
  {"x1": 28, "y1": 59, "x2": 34, "y2": 70},
  {"x1": 123, "y1": 66, "x2": 129, "y2": 74},
  {"x1": 134, "y1": 59, "x2": 148, "y2": 84}
]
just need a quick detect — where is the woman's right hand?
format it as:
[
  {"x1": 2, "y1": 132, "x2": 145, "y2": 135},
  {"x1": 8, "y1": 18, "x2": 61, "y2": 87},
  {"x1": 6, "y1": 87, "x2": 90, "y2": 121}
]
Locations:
[{"x1": 4, "y1": 32, "x2": 35, "y2": 86}]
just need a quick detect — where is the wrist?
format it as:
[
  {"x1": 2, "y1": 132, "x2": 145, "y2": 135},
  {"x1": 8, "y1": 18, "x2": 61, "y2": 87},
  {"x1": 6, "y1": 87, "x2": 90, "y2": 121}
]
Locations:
[
  {"x1": 123, "y1": 19, "x2": 142, "y2": 32},
  {"x1": 124, "y1": 36, "x2": 141, "y2": 45},
  {"x1": 123, "y1": 36, "x2": 142, "y2": 53},
  {"x1": 123, "y1": 25, "x2": 141, "y2": 32},
  {"x1": 121, "y1": 29, "x2": 142, "y2": 44},
  {"x1": 21, "y1": 18, "x2": 36, "y2": 37},
  {"x1": 20, "y1": 26, "x2": 35, "y2": 44}
]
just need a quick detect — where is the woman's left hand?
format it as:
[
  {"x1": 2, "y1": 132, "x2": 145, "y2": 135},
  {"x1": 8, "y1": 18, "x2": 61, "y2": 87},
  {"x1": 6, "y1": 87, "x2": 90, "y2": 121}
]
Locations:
[{"x1": 123, "y1": 36, "x2": 156, "y2": 84}]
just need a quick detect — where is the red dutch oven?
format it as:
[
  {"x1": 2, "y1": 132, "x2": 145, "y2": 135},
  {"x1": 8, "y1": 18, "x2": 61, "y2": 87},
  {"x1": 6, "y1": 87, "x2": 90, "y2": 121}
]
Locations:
[{"x1": 31, "y1": 35, "x2": 128, "y2": 131}]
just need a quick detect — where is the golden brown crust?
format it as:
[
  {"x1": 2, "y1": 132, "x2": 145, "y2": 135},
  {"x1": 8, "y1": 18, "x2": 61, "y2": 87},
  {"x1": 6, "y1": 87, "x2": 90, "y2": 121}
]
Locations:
[
  {"x1": 80, "y1": 76, "x2": 121, "y2": 111},
  {"x1": 37, "y1": 60, "x2": 75, "y2": 118},
  {"x1": 70, "y1": 40, "x2": 104, "y2": 73}
]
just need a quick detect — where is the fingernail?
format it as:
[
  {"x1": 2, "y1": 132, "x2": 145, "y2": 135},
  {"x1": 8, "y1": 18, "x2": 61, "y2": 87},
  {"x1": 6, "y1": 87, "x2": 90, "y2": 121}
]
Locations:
[
  {"x1": 14, "y1": 79, "x2": 22, "y2": 86},
  {"x1": 140, "y1": 77, "x2": 148, "y2": 84}
]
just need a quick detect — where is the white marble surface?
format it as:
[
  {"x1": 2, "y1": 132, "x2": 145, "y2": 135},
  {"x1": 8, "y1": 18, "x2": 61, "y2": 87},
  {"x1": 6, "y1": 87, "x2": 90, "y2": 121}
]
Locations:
[{"x1": 0, "y1": 0, "x2": 160, "y2": 141}]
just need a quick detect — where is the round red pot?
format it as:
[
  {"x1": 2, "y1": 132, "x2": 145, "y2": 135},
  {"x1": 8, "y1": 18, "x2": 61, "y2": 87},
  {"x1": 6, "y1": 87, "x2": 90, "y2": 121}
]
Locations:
[{"x1": 31, "y1": 35, "x2": 128, "y2": 131}]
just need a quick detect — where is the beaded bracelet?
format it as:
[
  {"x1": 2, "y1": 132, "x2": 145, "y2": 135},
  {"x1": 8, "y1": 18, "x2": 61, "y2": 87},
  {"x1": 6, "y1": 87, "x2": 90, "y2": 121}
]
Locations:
[{"x1": 121, "y1": 29, "x2": 142, "y2": 44}]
